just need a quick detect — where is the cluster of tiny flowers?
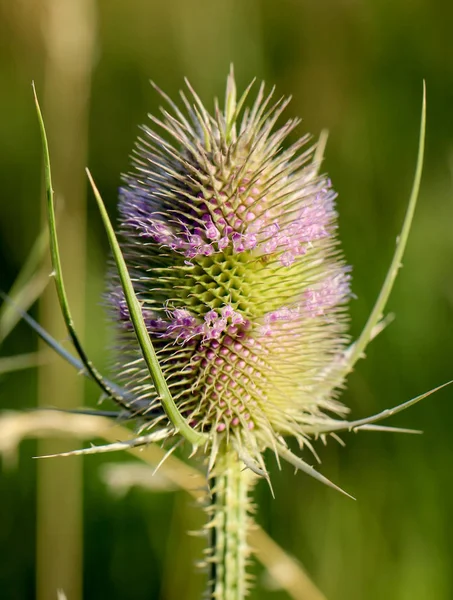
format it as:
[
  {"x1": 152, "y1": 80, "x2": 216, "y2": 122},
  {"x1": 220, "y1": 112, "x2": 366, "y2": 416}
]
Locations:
[
  {"x1": 112, "y1": 265, "x2": 350, "y2": 341},
  {"x1": 114, "y1": 294, "x2": 250, "y2": 344},
  {"x1": 259, "y1": 272, "x2": 351, "y2": 335},
  {"x1": 120, "y1": 175, "x2": 335, "y2": 267},
  {"x1": 107, "y1": 74, "x2": 351, "y2": 457}
]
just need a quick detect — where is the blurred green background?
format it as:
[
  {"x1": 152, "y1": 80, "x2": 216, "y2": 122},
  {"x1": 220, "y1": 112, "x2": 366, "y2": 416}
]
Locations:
[{"x1": 1, "y1": 1, "x2": 453, "y2": 599}]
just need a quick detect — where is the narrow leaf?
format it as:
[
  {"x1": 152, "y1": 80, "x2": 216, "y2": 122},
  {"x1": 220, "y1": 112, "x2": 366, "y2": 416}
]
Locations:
[
  {"x1": 32, "y1": 82, "x2": 130, "y2": 407},
  {"x1": 86, "y1": 169, "x2": 207, "y2": 447},
  {"x1": 0, "y1": 352, "x2": 47, "y2": 375},
  {"x1": 0, "y1": 227, "x2": 49, "y2": 343},
  {"x1": 335, "y1": 83, "x2": 426, "y2": 383}
]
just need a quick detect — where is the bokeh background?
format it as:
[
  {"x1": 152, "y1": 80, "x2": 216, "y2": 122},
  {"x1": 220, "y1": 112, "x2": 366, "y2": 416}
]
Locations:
[{"x1": 1, "y1": 1, "x2": 453, "y2": 599}]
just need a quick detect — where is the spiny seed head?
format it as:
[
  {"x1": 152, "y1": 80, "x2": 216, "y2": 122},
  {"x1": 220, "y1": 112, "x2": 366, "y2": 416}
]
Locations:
[{"x1": 107, "y1": 70, "x2": 351, "y2": 468}]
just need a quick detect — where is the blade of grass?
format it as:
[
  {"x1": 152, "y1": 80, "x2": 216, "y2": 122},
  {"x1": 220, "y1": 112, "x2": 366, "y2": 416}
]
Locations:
[
  {"x1": 86, "y1": 169, "x2": 207, "y2": 448},
  {"x1": 1, "y1": 292, "x2": 84, "y2": 371},
  {"x1": 0, "y1": 293, "x2": 131, "y2": 401},
  {"x1": 32, "y1": 83, "x2": 130, "y2": 408},
  {"x1": 0, "y1": 352, "x2": 48, "y2": 375},
  {"x1": 0, "y1": 228, "x2": 49, "y2": 344}
]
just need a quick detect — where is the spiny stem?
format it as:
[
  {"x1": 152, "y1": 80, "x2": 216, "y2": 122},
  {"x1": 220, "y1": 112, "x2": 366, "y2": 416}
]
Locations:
[{"x1": 207, "y1": 450, "x2": 255, "y2": 600}]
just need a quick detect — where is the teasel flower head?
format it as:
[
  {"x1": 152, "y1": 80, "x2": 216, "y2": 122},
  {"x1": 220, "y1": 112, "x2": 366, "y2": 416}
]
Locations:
[{"x1": 107, "y1": 69, "x2": 353, "y2": 479}]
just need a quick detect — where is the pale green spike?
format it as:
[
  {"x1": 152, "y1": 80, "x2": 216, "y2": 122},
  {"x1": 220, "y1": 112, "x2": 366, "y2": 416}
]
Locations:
[
  {"x1": 236, "y1": 448, "x2": 267, "y2": 478},
  {"x1": 314, "y1": 379, "x2": 452, "y2": 435},
  {"x1": 183, "y1": 77, "x2": 213, "y2": 151},
  {"x1": 150, "y1": 80, "x2": 194, "y2": 134},
  {"x1": 34, "y1": 430, "x2": 170, "y2": 459},
  {"x1": 276, "y1": 442, "x2": 356, "y2": 500},
  {"x1": 313, "y1": 129, "x2": 329, "y2": 176},
  {"x1": 151, "y1": 441, "x2": 182, "y2": 477},
  {"x1": 225, "y1": 64, "x2": 237, "y2": 143},
  {"x1": 86, "y1": 169, "x2": 207, "y2": 448},
  {"x1": 357, "y1": 424, "x2": 422, "y2": 434},
  {"x1": 228, "y1": 77, "x2": 256, "y2": 141}
]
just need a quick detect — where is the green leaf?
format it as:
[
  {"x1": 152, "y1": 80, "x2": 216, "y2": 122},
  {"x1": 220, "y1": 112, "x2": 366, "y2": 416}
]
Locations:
[
  {"x1": 32, "y1": 82, "x2": 130, "y2": 409},
  {"x1": 0, "y1": 227, "x2": 49, "y2": 344},
  {"x1": 86, "y1": 169, "x2": 207, "y2": 448},
  {"x1": 0, "y1": 352, "x2": 47, "y2": 375},
  {"x1": 337, "y1": 82, "x2": 427, "y2": 381}
]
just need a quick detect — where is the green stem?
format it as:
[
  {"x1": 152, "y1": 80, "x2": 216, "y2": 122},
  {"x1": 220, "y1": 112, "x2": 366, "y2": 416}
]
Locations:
[{"x1": 207, "y1": 450, "x2": 255, "y2": 600}]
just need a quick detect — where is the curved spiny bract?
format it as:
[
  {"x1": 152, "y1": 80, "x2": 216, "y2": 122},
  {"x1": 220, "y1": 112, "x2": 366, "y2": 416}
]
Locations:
[{"x1": 106, "y1": 71, "x2": 351, "y2": 471}]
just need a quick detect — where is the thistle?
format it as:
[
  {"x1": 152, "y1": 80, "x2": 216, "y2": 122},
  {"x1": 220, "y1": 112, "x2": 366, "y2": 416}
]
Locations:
[
  {"x1": 109, "y1": 72, "x2": 352, "y2": 479},
  {"x1": 26, "y1": 73, "x2": 442, "y2": 600}
]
